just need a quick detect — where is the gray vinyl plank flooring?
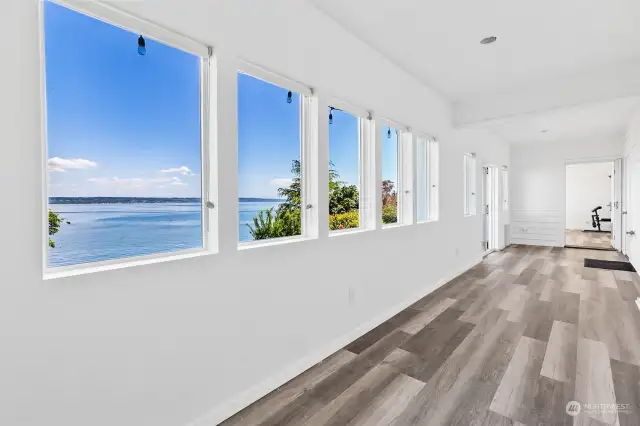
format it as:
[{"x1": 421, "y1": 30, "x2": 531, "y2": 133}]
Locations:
[
  {"x1": 345, "y1": 374, "x2": 424, "y2": 426},
  {"x1": 220, "y1": 246, "x2": 640, "y2": 426},
  {"x1": 541, "y1": 321, "x2": 578, "y2": 383},
  {"x1": 610, "y1": 359, "x2": 640, "y2": 426}
]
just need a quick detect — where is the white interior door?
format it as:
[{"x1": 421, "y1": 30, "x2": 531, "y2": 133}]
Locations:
[
  {"x1": 628, "y1": 154, "x2": 640, "y2": 267},
  {"x1": 612, "y1": 159, "x2": 622, "y2": 251}
]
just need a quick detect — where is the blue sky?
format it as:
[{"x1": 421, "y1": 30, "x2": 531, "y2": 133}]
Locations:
[
  {"x1": 45, "y1": 1, "x2": 395, "y2": 200},
  {"x1": 329, "y1": 109, "x2": 359, "y2": 187},
  {"x1": 382, "y1": 125, "x2": 399, "y2": 186},
  {"x1": 237, "y1": 73, "x2": 302, "y2": 198},
  {"x1": 45, "y1": 0, "x2": 201, "y2": 197}
]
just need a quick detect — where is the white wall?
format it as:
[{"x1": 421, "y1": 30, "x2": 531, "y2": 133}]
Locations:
[
  {"x1": 511, "y1": 133, "x2": 623, "y2": 246},
  {"x1": 565, "y1": 162, "x2": 613, "y2": 230},
  {"x1": 0, "y1": 1, "x2": 509, "y2": 426}
]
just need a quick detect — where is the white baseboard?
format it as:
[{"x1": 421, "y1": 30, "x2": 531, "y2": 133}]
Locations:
[
  {"x1": 510, "y1": 239, "x2": 562, "y2": 247},
  {"x1": 187, "y1": 256, "x2": 483, "y2": 426}
]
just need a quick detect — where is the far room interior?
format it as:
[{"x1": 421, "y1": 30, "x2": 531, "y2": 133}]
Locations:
[{"x1": 565, "y1": 161, "x2": 615, "y2": 250}]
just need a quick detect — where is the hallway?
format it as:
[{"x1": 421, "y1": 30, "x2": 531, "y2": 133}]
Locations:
[{"x1": 223, "y1": 246, "x2": 640, "y2": 426}]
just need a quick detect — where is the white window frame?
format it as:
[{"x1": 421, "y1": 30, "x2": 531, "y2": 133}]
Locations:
[
  {"x1": 377, "y1": 118, "x2": 412, "y2": 228},
  {"x1": 236, "y1": 62, "x2": 317, "y2": 247},
  {"x1": 40, "y1": 0, "x2": 216, "y2": 278},
  {"x1": 464, "y1": 153, "x2": 477, "y2": 216},
  {"x1": 502, "y1": 166, "x2": 509, "y2": 212},
  {"x1": 416, "y1": 134, "x2": 438, "y2": 223},
  {"x1": 326, "y1": 100, "x2": 373, "y2": 235}
]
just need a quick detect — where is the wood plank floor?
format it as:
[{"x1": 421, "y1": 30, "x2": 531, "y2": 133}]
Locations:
[
  {"x1": 566, "y1": 230, "x2": 613, "y2": 250},
  {"x1": 220, "y1": 246, "x2": 640, "y2": 426}
]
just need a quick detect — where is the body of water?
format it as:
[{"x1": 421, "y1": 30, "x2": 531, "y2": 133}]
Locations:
[{"x1": 48, "y1": 199, "x2": 282, "y2": 268}]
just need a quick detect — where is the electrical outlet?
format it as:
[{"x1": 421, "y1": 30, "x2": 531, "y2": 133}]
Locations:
[
  {"x1": 348, "y1": 287, "x2": 355, "y2": 305},
  {"x1": 455, "y1": 247, "x2": 459, "y2": 257}
]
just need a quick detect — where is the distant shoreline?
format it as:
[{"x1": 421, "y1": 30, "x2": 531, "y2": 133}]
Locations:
[{"x1": 49, "y1": 197, "x2": 283, "y2": 204}]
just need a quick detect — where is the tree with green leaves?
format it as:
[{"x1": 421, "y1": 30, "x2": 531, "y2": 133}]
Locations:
[
  {"x1": 48, "y1": 210, "x2": 70, "y2": 248},
  {"x1": 276, "y1": 159, "x2": 302, "y2": 214},
  {"x1": 381, "y1": 179, "x2": 397, "y2": 224},
  {"x1": 247, "y1": 159, "x2": 361, "y2": 239}
]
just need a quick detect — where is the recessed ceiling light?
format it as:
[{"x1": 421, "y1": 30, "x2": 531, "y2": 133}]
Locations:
[{"x1": 480, "y1": 36, "x2": 497, "y2": 45}]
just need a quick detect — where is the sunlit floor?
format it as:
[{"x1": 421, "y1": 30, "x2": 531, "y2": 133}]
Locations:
[
  {"x1": 566, "y1": 229, "x2": 613, "y2": 250},
  {"x1": 221, "y1": 245, "x2": 640, "y2": 426}
]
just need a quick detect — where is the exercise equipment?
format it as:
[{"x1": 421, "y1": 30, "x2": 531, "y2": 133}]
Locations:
[{"x1": 591, "y1": 206, "x2": 611, "y2": 232}]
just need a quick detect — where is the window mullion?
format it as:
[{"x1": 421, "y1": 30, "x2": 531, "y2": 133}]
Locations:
[
  {"x1": 316, "y1": 98, "x2": 330, "y2": 238},
  {"x1": 301, "y1": 95, "x2": 319, "y2": 239},
  {"x1": 373, "y1": 120, "x2": 383, "y2": 230},
  {"x1": 202, "y1": 54, "x2": 218, "y2": 253},
  {"x1": 399, "y1": 131, "x2": 414, "y2": 225},
  {"x1": 359, "y1": 116, "x2": 376, "y2": 230}
]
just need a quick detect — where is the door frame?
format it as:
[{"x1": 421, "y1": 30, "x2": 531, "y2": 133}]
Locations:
[
  {"x1": 482, "y1": 165, "x2": 500, "y2": 255},
  {"x1": 622, "y1": 154, "x2": 630, "y2": 256},
  {"x1": 612, "y1": 159, "x2": 623, "y2": 251}
]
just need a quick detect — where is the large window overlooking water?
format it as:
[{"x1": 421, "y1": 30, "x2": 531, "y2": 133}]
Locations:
[
  {"x1": 237, "y1": 72, "x2": 303, "y2": 242},
  {"x1": 43, "y1": 1, "x2": 210, "y2": 269}
]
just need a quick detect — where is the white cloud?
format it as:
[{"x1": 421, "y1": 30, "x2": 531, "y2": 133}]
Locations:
[
  {"x1": 48, "y1": 157, "x2": 98, "y2": 172},
  {"x1": 270, "y1": 177, "x2": 293, "y2": 187},
  {"x1": 160, "y1": 166, "x2": 192, "y2": 176},
  {"x1": 170, "y1": 178, "x2": 187, "y2": 186},
  {"x1": 88, "y1": 176, "x2": 188, "y2": 188}
]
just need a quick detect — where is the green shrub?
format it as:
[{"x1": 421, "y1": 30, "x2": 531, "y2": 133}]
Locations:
[
  {"x1": 329, "y1": 211, "x2": 359, "y2": 231},
  {"x1": 382, "y1": 203, "x2": 397, "y2": 224},
  {"x1": 247, "y1": 208, "x2": 301, "y2": 240}
]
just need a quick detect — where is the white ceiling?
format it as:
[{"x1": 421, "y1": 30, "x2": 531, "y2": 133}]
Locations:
[
  {"x1": 309, "y1": 0, "x2": 640, "y2": 143},
  {"x1": 310, "y1": 0, "x2": 640, "y2": 101},
  {"x1": 471, "y1": 97, "x2": 640, "y2": 145}
]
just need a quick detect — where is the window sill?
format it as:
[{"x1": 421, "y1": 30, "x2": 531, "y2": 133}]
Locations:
[
  {"x1": 44, "y1": 247, "x2": 214, "y2": 281},
  {"x1": 238, "y1": 235, "x2": 310, "y2": 250},
  {"x1": 382, "y1": 222, "x2": 407, "y2": 230},
  {"x1": 329, "y1": 228, "x2": 370, "y2": 237}
]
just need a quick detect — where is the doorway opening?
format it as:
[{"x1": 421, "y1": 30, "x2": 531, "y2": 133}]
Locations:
[
  {"x1": 482, "y1": 165, "x2": 499, "y2": 255},
  {"x1": 564, "y1": 161, "x2": 620, "y2": 251}
]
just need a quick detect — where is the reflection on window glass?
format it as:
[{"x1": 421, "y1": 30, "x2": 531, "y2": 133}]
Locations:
[
  {"x1": 44, "y1": 0, "x2": 203, "y2": 268},
  {"x1": 381, "y1": 125, "x2": 399, "y2": 224},
  {"x1": 329, "y1": 107, "x2": 360, "y2": 231},
  {"x1": 416, "y1": 137, "x2": 428, "y2": 222},
  {"x1": 237, "y1": 73, "x2": 302, "y2": 242}
]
